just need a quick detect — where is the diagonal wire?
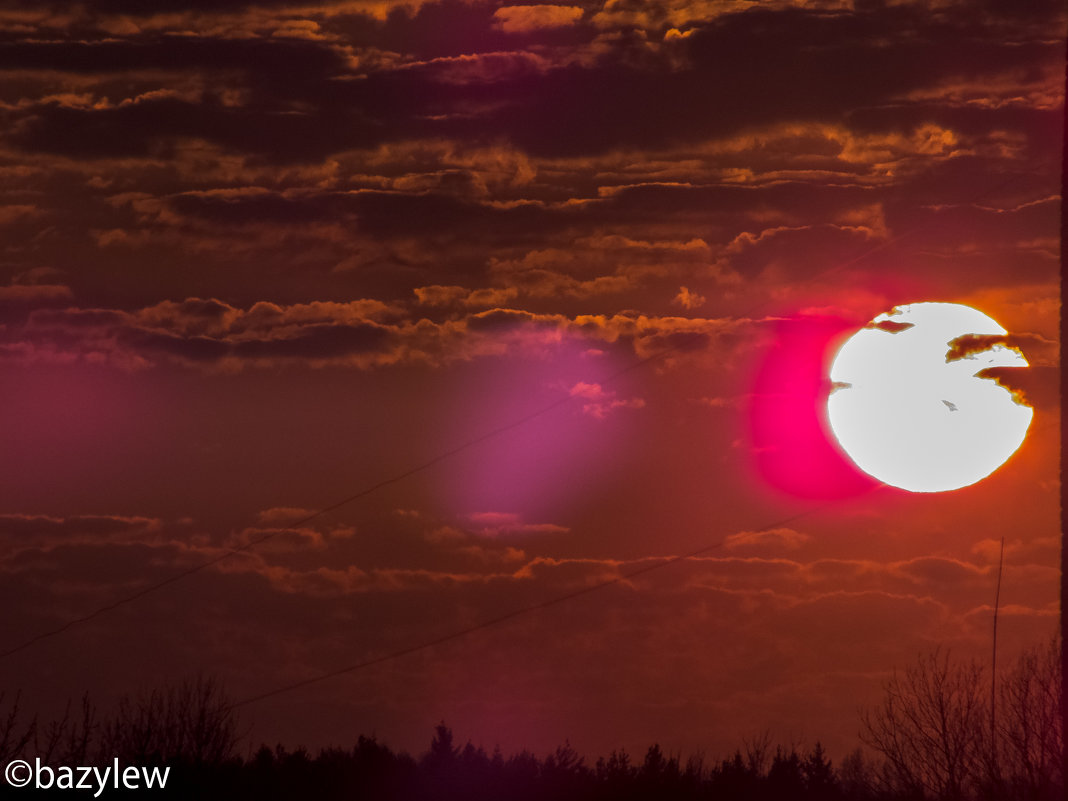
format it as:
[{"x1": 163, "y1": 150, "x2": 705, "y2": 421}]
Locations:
[
  {"x1": 0, "y1": 162, "x2": 1045, "y2": 663},
  {"x1": 231, "y1": 493, "x2": 880, "y2": 709},
  {"x1": 238, "y1": 409, "x2": 1055, "y2": 707}
]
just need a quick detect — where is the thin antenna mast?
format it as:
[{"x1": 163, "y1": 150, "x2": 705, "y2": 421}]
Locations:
[{"x1": 991, "y1": 536, "x2": 1004, "y2": 760}]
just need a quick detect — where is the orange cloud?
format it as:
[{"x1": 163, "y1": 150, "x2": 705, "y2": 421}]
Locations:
[
  {"x1": 492, "y1": 5, "x2": 585, "y2": 33},
  {"x1": 673, "y1": 286, "x2": 706, "y2": 309},
  {"x1": 0, "y1": 513, "x2": 164, "y2": 558},
  {"x1": 568, "y1": 381, "x2": 645, "y2": 418},
  {"x1": 724, "y1": 528, "x2": 812, "y2": 552},
  {"x1": 413, "y1": 284, "x2": 520, "y2": 308},
  {"x1": 464, "y1": 512, "x2": 568, "y2": 537}
]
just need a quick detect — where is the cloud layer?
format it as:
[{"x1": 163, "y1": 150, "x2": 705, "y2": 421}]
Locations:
[{"x1": 0, "y1": 0, "x2": 1060, "y2": 764}]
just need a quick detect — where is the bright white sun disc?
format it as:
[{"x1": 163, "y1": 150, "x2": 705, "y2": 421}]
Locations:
[{"x1": 826, "y1": 302, "x2": 1033, "y2": 493}]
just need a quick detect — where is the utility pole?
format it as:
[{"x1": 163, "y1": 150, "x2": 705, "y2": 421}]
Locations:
[{"x1": 991, "y1": 537, "x2": 1003, "y2": 774}]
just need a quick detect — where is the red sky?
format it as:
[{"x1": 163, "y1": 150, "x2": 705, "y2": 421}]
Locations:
[{"x1": 0, "y1": 0, "x2": 1062, "y2": 762}]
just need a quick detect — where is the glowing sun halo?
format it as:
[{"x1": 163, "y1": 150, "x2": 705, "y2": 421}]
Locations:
[{"x1": 826, "y1": 302, "x2": 1033, "y2": 493}]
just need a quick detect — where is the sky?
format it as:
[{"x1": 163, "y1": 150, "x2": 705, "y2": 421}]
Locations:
[{"x1": 0, "y1": 0, "x2": 1063, "y2": 763}]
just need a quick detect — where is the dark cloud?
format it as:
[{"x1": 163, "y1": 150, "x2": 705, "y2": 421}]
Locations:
[
  {"x1": 126, "y1": 179, "x2": 867, "y2": 278},
  {"x1": 944, "y1": 331, "x2": 1053, "y2": 362},
  {"x1": 164, "y1": 189, "x2": 563, "y2": 251},
  {"x1": 114, "y1": 327, "x2": 231, "y2": 363},
  {"x1": 0, "y1": 36, "x2": 346, "y2": 75},
  {"x1": 233, "y1": 322, "x2": 392, "y2": 359},
  {"x1": 723, "y1": 222, "x2": 884, "y2": 282},
  {"x1": 868, "y1": 320, "x2": 914, "y2": 333},
  {"x1": 7, "y1": 96, "x2": 383, "y2": 163},
  {"x1": 592, "y1": 182, "x2": 873, "y2": 226},
  {"x1": 0, "y1": 514, "x2": 165, "y2": 561},
  {"x1": 976, "y1": 364, "x2": 1060, "y2": 411},
  {"x1": 113, "y1": 321, "x2": 393, "y2": 364},
  {"x1": 435, "y1": 6, "x2": 1062, "y2": 157},
  {"x1": 166, "y1": 297, "x2": 233, "y2": 323},
  {"x1": 3, "y1": 3, "x2": 1059, "y2": 163},
  {"x1": 2, "y1": 0, "x2": 347, "y2": 13},
  {"x1": 0, "y1": 283, "x2": 73, "y2": 307},
  {"x1": 893, "y1": 556, "x2": 987, "y2": 588},
  {"x1": 0, "y1": 513, "x2": 158, "y2": 539},
  {"x1": 464, "y1": 308, "x2": 543, "y2": 332},
  {"x1": 3, "y1": 294, "x2": 747, "y2": 370},
  {"x1": 169, "y1": 191, "x2": 344, "y2": 225},
  {"x1": 27, "y1": 308, "x2": 127, "y2": 329},
  {"x1": 975, "y1": 0, "x2": 1067, "y2": 21},
  {"x1": 337, "y1": 1, "x2": 500, "y2": 59},
  {"x1": 845, "y1": 105, "x2": 1064, "y2": 166},
  {"x1": 639, "y1": 328, "x2": 709, "y2": 354},
  {"x1": 327, "y1": 0, "x2": 596, "y2": 59},
  {"x1": 338, "y1": 190, "x2": 555, "y2": 241}
]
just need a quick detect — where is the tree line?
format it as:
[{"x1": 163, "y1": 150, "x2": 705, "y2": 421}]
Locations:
[{"x1": 0, "y1": 637, "x2": 1060, "y2": 800}]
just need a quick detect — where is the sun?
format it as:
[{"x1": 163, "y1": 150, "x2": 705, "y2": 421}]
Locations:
[{"x1": 826, "y1": 302, "x2": 1033, "y2": 493}]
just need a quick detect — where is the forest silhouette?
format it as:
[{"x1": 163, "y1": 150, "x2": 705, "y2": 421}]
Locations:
[{"x1": 1, "y1": 638, "x2": 1060, "y2": 800}]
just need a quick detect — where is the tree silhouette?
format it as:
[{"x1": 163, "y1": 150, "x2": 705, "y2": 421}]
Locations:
[
  {"x1": 991, "y1": 637, "x2": 1063, "y2": 801},
  {"x1": 636, "y1": 743, "x2": 684, "y2": 798},
  {"x1": 97, "y1": 674, "x2": 240, "y2": 767},
  {"x1": 861, "y1": 648, "x2": 986, "y2": 800},
  {"x1": 767, "y1": 747, "x2": 806, "y2": 798},
  {"x1": 802, "y1": 742, "x2": 840, "y2": 801},
  {"x1": 861, "y1": 639, "x2": 1063, "y2": 801},
  {"x1": 711, "y1": 750, "x2": 762, "y2": 801},
  {"x1": 36, "y1": 693, "x2": 95, "y2": 766},
  {"x1": 2, "y1": 653, "x2": 1061, "y2": 801},
  {"x1": 838, "y1": 747, "x2": 876, "y2": 801},
  {"x1": 0, "y1": 691, "x2": 33, "y2": 764}
]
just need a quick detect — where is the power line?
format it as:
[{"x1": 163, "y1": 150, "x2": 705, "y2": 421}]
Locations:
[
  {"x1": 235, "y1": 414, "x2": 1058, "y2": 709},
  {"x1": 231, "y1": 495, "x2": 871, "y2": 709},
  {"x1": 0, "y1": 341, "x2": 684, "y2": 662},
  {"x1": 0, "y1": 162, "x2": 1044, "y2": 663},
  {"x1": 235, "y1": 412, "x2": 1058, "y2": 708}
]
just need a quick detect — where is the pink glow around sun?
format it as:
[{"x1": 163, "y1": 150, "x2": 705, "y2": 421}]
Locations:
[{"x1": 748, "y1": 315, "x2": 880, "y2": 500}]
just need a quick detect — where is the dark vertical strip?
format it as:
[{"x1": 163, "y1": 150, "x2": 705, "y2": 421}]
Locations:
[{"x1": 1061, "y1": 22, "x2": 1068, "y2": 793}]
